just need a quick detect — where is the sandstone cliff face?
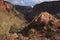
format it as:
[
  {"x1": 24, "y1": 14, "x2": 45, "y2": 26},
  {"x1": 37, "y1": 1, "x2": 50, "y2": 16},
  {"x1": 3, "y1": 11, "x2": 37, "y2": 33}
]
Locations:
[
  {"x1": 34, "y1": 12, "x2": 58, "y2": 25},
  {"x1": 0, "y1": 0, "x2": 6, "y2": 11},
  {"x1": 33, "y1": 12, "x2": 60, "y2": 33},
  {"x1": 0, "y1": 0, "x2": 14, "y2": 12}
]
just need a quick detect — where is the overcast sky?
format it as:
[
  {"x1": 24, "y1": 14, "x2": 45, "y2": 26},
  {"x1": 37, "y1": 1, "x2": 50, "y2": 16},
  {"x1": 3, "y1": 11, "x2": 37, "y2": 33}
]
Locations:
[{"x1": 5, "y1": 0, "x2": 58, "y2": 6}]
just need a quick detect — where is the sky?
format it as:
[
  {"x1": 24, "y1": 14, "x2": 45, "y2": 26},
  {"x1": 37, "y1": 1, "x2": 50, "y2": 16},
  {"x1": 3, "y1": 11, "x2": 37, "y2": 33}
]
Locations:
[{"x1": 5, "y1": 0, "x2": 58, "y2": 6}]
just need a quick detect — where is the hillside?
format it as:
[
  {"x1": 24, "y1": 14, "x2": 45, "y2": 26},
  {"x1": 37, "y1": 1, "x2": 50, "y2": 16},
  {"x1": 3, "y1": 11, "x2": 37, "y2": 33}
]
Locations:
[
  {"x1": 0, "y1": 0, "x2": 60, "y2": 40},
  {"x1": 0, "y1": 0, "x2": 28, "y2": 40},
  {"x1": 15, "y1": 5, "x2": 33, "y2": 22},
  {"x1": 33, "y1": 1, "x2": 60, "y2": 19}
]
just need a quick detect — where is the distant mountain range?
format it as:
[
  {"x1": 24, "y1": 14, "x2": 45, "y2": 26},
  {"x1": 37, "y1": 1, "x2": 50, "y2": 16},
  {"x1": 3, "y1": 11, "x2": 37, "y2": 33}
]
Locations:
[{"x1": 14, "y1": 5, "x2": 33, "y2": 22}]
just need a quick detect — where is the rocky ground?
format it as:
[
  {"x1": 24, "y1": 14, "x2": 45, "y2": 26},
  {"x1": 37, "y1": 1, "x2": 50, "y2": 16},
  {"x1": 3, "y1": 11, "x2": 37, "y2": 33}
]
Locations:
[
  {"x1": 0, "y1": 12, "x2": 59, "y2": 40},
  {"x1": 0, "y1": 0, "x2": 60, "y2": 40}
]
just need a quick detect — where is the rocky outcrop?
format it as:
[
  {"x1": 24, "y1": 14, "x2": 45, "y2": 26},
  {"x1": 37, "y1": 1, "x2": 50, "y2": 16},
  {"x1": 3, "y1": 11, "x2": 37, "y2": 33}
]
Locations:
[
  {"x1": 0, "y1": 0, "x2": 14, "y2": 12},
  {"x1": 0, "y1": 0, "x2": 6, "y2": 11},
  {"x1": 34, "y1": 12, "x2": 60, "y2": 26},
  {"x1": 32, "y1": 12, "x2": 60, "y2": 34},
  {"x1": 21, "y1": 12, "x2": 60, "y2": 36}
]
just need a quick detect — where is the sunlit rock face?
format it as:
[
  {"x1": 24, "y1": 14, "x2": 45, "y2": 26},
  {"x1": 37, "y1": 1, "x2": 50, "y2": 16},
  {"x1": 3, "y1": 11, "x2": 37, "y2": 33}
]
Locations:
[
  {"x1": 0, "y1": 0, "x2": 6, "y2": 11},
  {"x1": 0, "y1": 0, "x2": 13, "y2": 11},
  {"x1": 34, "y1": 12, "x2": 60, "y2": 26},
  {"x1": 20, "y1": 12, "x2": 60, "y2": 37}
]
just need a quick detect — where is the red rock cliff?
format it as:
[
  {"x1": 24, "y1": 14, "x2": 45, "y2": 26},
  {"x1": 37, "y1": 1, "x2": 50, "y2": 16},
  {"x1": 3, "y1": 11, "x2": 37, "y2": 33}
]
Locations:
[
  {"x1": 0, "y1": 0, "x2": 6, "y2": 11},
  {"x1": 0, "y1": 0, "x2": 13, "y2": 11}
]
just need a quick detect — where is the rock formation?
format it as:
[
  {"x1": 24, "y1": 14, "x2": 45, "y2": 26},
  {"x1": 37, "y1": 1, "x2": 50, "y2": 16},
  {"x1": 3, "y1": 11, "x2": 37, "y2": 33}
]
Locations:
[
  {"x1": 21, "y1": 12, "x2": 60, "y2": 36},
  {"x1": 0, "y1": 0, "x2": 14, "y2": 12},
  {"x1": 34, "y1": 12, "x2": 59, "y2": 26},
  {"x1": 0, "y1": 0, "x2": 6, "y2": 11}
]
